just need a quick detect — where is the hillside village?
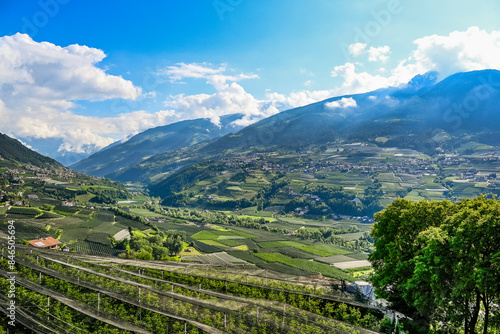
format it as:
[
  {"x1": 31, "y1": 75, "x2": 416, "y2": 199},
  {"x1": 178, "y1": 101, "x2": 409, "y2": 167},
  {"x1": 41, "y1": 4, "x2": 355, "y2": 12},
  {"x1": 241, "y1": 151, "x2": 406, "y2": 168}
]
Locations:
[{"x1": 222, "y1": 147, "x2": 500, "y2": 182}]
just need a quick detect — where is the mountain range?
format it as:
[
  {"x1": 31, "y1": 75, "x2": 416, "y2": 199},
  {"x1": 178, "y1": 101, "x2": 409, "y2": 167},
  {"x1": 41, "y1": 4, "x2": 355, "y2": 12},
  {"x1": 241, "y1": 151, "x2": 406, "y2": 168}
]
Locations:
[
  {"x1": 68, "y1": 69, "x2": 500, "y2": 186},
  {"x1": 4, "y1": 69, "x2": 500, "y2": 189},
  {"x1": 200, "y1": 70, "x2": 500, "y2": 154},
  {"x1": 70, "y1": 114, "x2": 245, "y2": 177}
]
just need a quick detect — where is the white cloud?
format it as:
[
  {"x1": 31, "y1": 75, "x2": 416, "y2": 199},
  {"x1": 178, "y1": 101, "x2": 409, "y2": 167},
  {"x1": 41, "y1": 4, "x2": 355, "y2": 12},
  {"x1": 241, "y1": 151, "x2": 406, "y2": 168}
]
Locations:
[
  {"x1": 333, "y1": 27, "x2": 500, "y2": 96},
  {"x1": 160, "y1": 63, "x2": 271, "y2": 126},
  {"x1": 325, "y1": 97, "x2": 358, "y2": 109},
  {"x1": 331, "y1": 62, "x2": 397, "y2": 95},
  {"x1": 392, "y1": 26, "x2": 500, "y2": 82},
  {"x1": 160, "y1": 63, "x2": 341, "y2": 127},
  {"x1": 265, "y1": 89, "x2": 336, "y2": 110},
  {"x1": 0, "y1": 34, "x2": 171, "y2": 154},
  {"x1": 304, "y1": 80, "x2": 314, "y2": 87},
  {"x1": 348, "y1": 43, "x2": 390, "y2": 62},
  {"x1": 160, "y1": 62, "x2": 259, "y2": 87},
  {"x1": 11, "y1": 108, "x2": 179, "y2": 154},
  {"x1": 166, "y1": 82, "x2": 266, "y2": 126},
  {"x1": 348, "y1": 43, "x2": 367, "y2": 57},
  {"x1": 141, "y1": 91, "x2": 157, "y2": 99},
  {"x1": 0, "y1": 34, "x2": 141, "y2": 103},
  {"x1": 367, "y1": 46, "x2": 391, "y2": 62},
  {"x1": 159, "y1": 62, "x2": 225, "y2": 83}
]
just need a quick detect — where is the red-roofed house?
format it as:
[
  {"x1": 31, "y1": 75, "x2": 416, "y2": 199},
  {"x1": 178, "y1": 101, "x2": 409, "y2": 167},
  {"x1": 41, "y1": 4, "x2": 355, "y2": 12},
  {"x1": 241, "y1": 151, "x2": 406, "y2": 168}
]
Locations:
[{"x1": 29, "y1": 237, "x2": 61, "y2": 250}]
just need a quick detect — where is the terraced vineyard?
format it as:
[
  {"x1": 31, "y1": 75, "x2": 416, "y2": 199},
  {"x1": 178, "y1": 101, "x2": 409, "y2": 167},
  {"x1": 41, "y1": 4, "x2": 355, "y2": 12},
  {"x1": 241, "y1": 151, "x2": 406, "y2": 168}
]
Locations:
[
  {"x1": 0, "y1": 244, "x2": 387, "y2": 333},
  {"x1": 0, "y1": 221, "x2": 52, "y2": 240}
]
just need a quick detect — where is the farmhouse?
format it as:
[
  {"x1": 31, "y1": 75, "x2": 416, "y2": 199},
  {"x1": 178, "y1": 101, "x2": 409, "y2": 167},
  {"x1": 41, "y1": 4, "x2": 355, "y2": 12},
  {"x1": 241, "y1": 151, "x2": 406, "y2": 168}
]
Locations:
[{"x1": 29, "y1": 237, "x2": 62, "y2": 250}]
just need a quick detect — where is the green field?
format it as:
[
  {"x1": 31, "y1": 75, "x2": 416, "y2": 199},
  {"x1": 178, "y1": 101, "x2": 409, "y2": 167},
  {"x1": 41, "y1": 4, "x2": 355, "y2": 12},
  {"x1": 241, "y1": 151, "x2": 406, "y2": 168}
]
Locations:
[
  {"x1": 197, "y1": 239, "x2": 228, "y2": 247},
  {"x1": 79, "y1": 212, "x2": 113, "y2": 228},
  {"x1": 347, "y1": 253, "x2": 370, "y2": 260},
  {"x1": 315, "y1": 255, "x2": 358, "y2": 264},
  {"x1": 85, "y1": 231, "x2": 112, "y2": 245},
  {"x1": 75, "y1": 193, "x2": 95, "y2": 202},
  {"x1": 181, "y1": 252, "x2": 249, "y2": 266},
  {"x1": 115, "y1": 215, "x2": 149, "y2": 230},
  {"x1": 71, "y1": 240, "x2": 121, "y2": 256},
  {"x1": 8, "y1": 206, "x2": 42, "y2": 216},
  {"x1": 258, "y1": 262, "x2": 314, "y2": 276},
  {"x1": 234, "y1": 214, "x2": 277, "y2": 222},
  {"x1": 257, "y1": 240, "x2": 350, "y2": 257},
  {"x1": 189, "y1": 238, "x2": 221, "y2": 253},
  {"x1": 338, "y1": 231, "x2": 367, "y2": 241},
  {"x1": 255, "y1": 253, "x2": 353, "y2": 280},
  {"x1": 261, "y1": 246, "x2": 317, "y2": 259},
  {"x1": 0, "y1": 221, "x2": 52, "y2": 240},
  {"x1": 129, "y1": 208, "x2": 168, "y2": 218},
  {"x1": 378, "y1": 172, "x2": 401, "y2": 182},
  {"x1": 61, "y1": 227, "x2": 91, "y2": 242},
  {"x1": 93, "y1": 222, "x2": 122, "y2": 235},
  {"x1": 191, "y1": 229, "x2": 256, "y2": 241},
  {"x1": 227, "y1": 251, "x2": 267, "y2": 265},
  {"x1": 215, "y1": 238, "x2": 245, "y2": 247}
]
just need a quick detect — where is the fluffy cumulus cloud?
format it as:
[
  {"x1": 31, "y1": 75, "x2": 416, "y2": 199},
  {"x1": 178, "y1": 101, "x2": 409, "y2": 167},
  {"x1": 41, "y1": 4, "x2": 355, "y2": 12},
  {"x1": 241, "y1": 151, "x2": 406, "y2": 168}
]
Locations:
[
  {"x1": 160, "y1": 63, "x2": 358, "y2": 128},
  {"x1": 335, "y1": 27, "x2": 500, "y2": 96},
  {"x1": 265, "y1": 89, "x2": 335, "y2": 110},
  {"x1": 325, "y1": 97, "x2": 358, "y2": 109},
  {"x1": 0, "y1": 34, "x2": 180, "y2": 154},
  {"x1": 348, "y1": 43, "x2": 390, "y2": 62},
  {"x1": 348, "y1": 43, "x2": 368, "y2": 57},
  {"x1": 165, "y1": 82, "x2": 266, "y2": 126},
  {"x1": 11, "y1": 107, "x2": 178, "y2": 154},
  {"x1": 0, "y1": 33, "x2": 141, "y2": 104},
  {"x1": 392, "y1": 26, "x2": 500, "y2": 82},
  {"x1": 330, "y1": 62, "x2": 396, "y2": 95},
  {"x1": 160, "y1": 63, "x2": 277, "y2": 126},
  {"x1": 367, "y1": 46, "x2": 391, "y2": 62}
]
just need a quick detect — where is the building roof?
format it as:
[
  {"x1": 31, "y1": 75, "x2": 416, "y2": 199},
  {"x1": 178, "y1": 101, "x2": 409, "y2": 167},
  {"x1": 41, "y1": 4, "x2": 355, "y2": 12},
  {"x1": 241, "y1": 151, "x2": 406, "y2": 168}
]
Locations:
[
  {"x1": 29, "y1": 237, "x2": 61, "y2": 248},
  {"x1": 346, "y1": 281, "x2": 375, "y2": 301}
]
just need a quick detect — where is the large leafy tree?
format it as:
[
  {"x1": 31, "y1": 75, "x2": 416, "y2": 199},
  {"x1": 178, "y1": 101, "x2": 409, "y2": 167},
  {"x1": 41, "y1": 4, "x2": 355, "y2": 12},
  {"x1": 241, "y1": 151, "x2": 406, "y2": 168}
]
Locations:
[
  {"x1": 370, "y1": 197, "x2": 500, "y2": 333},
  {"x1": 369, "y1": 199, "x2": 454, "y2": 320}
]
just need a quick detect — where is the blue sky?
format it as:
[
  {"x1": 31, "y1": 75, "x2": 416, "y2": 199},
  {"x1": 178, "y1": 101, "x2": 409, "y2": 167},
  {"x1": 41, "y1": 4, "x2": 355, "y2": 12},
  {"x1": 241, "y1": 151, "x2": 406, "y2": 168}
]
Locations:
[{"x1": 1, "y1": 0, "x2": 500, "y2": 160}]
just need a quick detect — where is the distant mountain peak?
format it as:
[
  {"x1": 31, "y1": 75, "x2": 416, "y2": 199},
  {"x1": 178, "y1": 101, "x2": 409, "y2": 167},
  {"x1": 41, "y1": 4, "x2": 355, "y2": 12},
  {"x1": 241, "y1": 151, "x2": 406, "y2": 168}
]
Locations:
[
  {"x1": 406, "y1": 71, "x2": 439, "y2": 90},
  {"x1": 71, "y1": 113, "x2": 246, "y2": 178}
]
